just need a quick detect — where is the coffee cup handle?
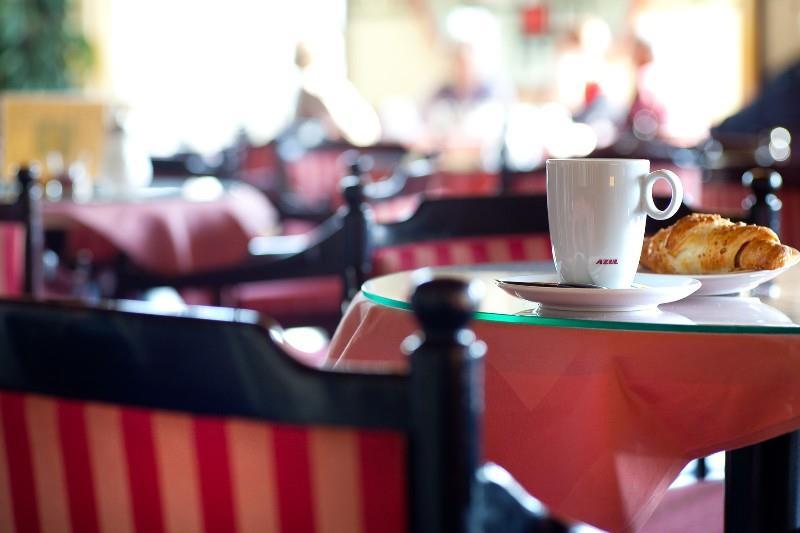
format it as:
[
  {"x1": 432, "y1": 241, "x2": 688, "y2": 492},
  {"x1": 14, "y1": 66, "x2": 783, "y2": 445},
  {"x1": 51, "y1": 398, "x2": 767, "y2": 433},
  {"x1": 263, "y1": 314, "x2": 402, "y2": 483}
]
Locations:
[{"x1": 643, "y1": 169, "x2": 683, "y2": 220}]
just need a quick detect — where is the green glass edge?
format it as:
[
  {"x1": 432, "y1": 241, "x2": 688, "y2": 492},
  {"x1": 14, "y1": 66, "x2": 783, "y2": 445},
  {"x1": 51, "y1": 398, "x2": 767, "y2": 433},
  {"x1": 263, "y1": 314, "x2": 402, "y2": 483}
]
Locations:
[{"x1": 362, "y1": 290, "x2": 800, "y2": 335}]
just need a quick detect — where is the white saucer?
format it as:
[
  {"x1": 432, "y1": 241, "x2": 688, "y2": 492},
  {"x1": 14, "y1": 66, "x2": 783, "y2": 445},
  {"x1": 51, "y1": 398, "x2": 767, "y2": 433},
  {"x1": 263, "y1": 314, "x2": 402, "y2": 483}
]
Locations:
[
  {"x1": 641, "y1": 255, "x2": 800, "y2": 296},
  {"x1": 495, "y1": 273, "x2": 701, "y2": 312}
]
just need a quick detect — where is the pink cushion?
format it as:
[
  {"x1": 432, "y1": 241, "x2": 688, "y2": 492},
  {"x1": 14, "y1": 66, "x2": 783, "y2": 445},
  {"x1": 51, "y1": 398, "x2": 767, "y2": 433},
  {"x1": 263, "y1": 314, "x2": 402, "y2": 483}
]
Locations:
[
  {"x1": 0, "y1": 391, "x2": 407, "y2": 533},
  {"x1": 229, "y1": 276, "x2": 343, "y2": 318}
]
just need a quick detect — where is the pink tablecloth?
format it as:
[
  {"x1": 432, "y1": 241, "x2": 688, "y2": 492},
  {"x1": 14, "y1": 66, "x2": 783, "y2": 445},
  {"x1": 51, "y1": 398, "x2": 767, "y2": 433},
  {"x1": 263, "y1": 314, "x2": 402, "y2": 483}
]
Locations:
[
  {"x1": 43, "y1": 184, "x2": 278, "y2": 275},
  {"x1": 329, "y1": 293, "x2": 800, "y2": 532}
]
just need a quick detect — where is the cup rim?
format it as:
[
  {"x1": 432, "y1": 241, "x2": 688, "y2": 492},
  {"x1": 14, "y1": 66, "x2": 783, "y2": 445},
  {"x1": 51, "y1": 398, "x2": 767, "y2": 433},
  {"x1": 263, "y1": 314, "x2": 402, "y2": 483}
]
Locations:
[{"x1": 546, "y1": 158, "x2": 649, "y2": 164}]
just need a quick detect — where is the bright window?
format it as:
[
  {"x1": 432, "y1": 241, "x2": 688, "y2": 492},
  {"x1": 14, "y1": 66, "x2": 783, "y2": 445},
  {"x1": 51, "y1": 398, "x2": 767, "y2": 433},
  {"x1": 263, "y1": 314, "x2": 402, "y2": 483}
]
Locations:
[{"x1": 100, "y1": 0, "x2": 346, "y2": 155}]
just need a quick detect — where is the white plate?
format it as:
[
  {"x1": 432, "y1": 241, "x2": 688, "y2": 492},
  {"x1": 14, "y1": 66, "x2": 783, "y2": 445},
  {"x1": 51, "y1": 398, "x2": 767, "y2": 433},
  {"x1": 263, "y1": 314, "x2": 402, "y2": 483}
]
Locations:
[
  {"x1": 495, "y1": 273, "x2": 701, "y2": 312},
  {"x1": 663, "y1": 296, "x2": 797, "y2": 327},
  {"x1": 641, "y1": 255, "x2": 800, "y2": 296}
]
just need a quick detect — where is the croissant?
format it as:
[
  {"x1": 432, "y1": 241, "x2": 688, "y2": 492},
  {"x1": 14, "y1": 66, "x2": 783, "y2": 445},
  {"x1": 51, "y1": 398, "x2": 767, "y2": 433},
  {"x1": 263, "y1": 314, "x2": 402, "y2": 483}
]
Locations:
[{"x1": 640, "y1": 213, "x2": 799, "y2": 274}]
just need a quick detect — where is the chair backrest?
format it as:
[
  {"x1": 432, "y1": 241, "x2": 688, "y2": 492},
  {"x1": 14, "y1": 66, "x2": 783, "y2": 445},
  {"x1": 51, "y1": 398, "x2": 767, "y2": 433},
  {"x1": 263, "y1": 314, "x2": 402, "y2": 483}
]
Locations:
[
  {"x1": 0, "y1": 167, "x2": 42, "y2": 297},
  {"x1": 355, "y1": 193, "x2": 552, "y2": 296},
  {"x1": 115, "y1": 177, "x2": 369, "y2": 311},
  {"x1": 126, "y1": 184, "x2": 552, "y2": 313},
  {"x1": 0, "y1": 279, "x2": 560, "y2": 532},
  {"x1": 236, "y1": 139, "x2": 407, "y2": 216}
]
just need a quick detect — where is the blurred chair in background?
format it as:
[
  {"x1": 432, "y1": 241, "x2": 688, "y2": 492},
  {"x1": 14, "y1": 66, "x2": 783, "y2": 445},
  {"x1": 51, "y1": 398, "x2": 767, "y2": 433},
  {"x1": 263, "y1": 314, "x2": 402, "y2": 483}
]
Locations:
[
  {"x1": 0, "y1": 166, "x2": 42, "y2": 298},
  {"x1": 418, "y1": 40, "x2": 510, "y2": 175},
  {"x1": 233, "y1": 136, "x2": 409, "y2": 234},
  {"x1": 113, "y1": 171, "x2": 553, "y2": 346}
]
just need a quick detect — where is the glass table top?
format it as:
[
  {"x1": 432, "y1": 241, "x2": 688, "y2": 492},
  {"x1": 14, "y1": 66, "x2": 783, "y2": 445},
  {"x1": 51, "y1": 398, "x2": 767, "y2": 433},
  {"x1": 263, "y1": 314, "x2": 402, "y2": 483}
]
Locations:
[{"x1": 361, "y1": 262, "x2": 800, "y2": 334}]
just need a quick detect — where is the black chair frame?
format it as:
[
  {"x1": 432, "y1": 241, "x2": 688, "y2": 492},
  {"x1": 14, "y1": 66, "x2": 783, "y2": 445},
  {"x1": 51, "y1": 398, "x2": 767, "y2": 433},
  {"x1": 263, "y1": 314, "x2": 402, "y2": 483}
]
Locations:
[{"x1": 0, "y1": 167, "x2": 42, "y2": 296}]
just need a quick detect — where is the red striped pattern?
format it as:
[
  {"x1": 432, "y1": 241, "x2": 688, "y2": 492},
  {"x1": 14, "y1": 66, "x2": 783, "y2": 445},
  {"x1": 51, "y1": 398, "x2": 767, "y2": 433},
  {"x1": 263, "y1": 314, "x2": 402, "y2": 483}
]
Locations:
[
  {"x1": 372, "y1": 234, "x2": 552, "y2": 275},
  {"x1": 273, "y1": 426, "x2": 316, "y2": 532},
  {"x1": 358, "y1": 431, "x2": 407, "y2": 533},
  {"x1": 194, "y1": 418, "x2": 236, "y2": 532},
  {"x1": 0, "y1": 392, "x2": 407, "y2": 533},
  {"x1": 122, "y1": 408, "x2": 165, "y2": 533},
  {"x1": 58, "y1": 401, "x2": 100, "y2": 533},
  {"x1": 0, "y1": 392, "x2": 39, "y2": 533},
  {"x1": 0, "y1": 223, "x2": 24, "y2": 296}
]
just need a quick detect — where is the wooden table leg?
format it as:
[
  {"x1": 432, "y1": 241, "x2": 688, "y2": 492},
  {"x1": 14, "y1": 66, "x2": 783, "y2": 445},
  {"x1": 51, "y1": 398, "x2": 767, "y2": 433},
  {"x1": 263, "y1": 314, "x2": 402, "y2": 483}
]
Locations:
[{"x1": 725, "y1": 431, "x2": 800, "y2": 532}]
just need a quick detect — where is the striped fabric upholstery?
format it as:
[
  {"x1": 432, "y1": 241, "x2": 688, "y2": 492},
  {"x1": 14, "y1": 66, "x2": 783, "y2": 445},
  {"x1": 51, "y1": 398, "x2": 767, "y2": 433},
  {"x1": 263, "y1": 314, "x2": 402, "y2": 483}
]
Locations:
[
  {"x1": 0, "y1": 223, "x2": 24, "y2": 297},
  {"x1": 372, "y1": 234, "x2": 552, "y2": 276},
  {"x1": 0, "y1": 391, "x2": 406, "y2": 533}
]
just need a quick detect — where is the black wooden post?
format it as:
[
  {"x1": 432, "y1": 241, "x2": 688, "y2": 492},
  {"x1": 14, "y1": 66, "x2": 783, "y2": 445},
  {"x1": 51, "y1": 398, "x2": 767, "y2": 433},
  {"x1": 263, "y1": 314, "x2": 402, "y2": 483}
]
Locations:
[
  {"x1": 340, "y1": 171, "x2": 371, "y2": 306},
  {"x1": 742, "y1": 167, "x2": 782, "y2": 236},
  {"x1": 408, "y1": 277, "x2": 485, "y2": 532},
  {"x1": 16, "y1": 166, "x2": 43, "y2": 297},
  {"x1": 725, "y1": 431, "x2": 800, "y2": 533}
]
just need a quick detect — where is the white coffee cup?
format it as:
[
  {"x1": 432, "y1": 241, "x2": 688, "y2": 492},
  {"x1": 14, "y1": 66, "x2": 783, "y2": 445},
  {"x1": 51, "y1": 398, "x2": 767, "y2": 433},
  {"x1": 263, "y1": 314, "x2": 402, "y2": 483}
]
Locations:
[{"x1": 546, "y1": 158, "x2": 683, "y2": 289}]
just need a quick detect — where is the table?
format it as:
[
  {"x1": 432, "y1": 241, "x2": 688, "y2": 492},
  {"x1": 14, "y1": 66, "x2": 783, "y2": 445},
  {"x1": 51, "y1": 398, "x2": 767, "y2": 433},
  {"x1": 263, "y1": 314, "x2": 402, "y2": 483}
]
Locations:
[
  {"x1": 42, "y1": 179, "x2": 278, "y2": 275},
  {"x1": 328, "y1": 262, "x2": 800, "y2": 532}
]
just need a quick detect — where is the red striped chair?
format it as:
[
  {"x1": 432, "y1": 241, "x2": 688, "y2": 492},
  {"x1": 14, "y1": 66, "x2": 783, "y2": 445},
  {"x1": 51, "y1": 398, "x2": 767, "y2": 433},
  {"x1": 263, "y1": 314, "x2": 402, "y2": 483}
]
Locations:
[
  {"x1": 236, "y1": 140, "x2": 408, "y2": 229},
  {"x1": 115, "y1": 178, "x2": 370, "y2": 334},
  {"x1": 359, "y1": 193, "x2": 552, "y2": 293},
  {"x1": 0, "y1": 279, "x2": 565, "y2": 532},
  {"x1": 225, "y1": 192, "x2": 552, "y2": 330},
  {"x1": 0, "y1": 166, "x2": 42, "y2": 298}
]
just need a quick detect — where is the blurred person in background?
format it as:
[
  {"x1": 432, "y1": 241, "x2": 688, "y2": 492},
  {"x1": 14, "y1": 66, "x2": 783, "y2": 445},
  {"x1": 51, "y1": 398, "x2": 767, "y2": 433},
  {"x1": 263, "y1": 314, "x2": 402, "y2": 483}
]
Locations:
[
  {"x1": 554, "y1": 17, "x2": 621, "y2": 127},
  {"x1": 415, "y1": 7, "x2": 512, "y2": 172},
  {"x1": 284, "y1": 41, "x2": 381, "y2": 148},
  {"x1": 623, "y1": 36, "x2": 668, "y2": 142},
  {"x1": 549, "y1": 16, "x2": 634, "y2": 155}
]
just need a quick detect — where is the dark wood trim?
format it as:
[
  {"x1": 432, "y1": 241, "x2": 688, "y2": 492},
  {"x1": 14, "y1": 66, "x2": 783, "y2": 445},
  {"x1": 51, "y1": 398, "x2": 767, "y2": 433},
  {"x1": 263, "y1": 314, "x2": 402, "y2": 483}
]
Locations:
[
  {"x1": 725, "y1": 431, "x2": 800, "y2": 532},
  {"x1": 0, "y1": 297, "x2": 408, "y2": 428},
  {"x1": 370, "y1": 194, "x2": 550, "y2": 248},
  {"x1": 409, "y1": 278, "x2": 485, "y2": 531},
  {"x1": 0, "y1": 167, "x2": 42, "y2": 297}
]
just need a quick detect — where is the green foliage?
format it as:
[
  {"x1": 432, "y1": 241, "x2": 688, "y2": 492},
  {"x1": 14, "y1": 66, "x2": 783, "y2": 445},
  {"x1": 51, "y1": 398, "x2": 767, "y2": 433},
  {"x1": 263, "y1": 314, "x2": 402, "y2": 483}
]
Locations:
[{"x1": 0, "y1": 0, "x2": 93, "y2": 90}]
